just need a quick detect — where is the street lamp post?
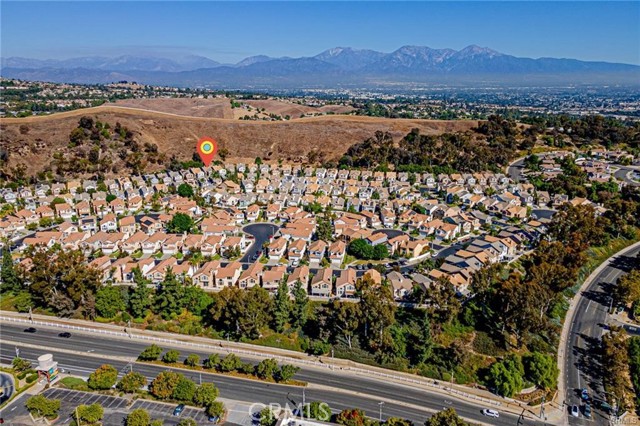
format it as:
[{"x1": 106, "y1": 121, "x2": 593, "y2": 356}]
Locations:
[{"x1": 378, "y1": 401, "x2": 384, "y2": 423}]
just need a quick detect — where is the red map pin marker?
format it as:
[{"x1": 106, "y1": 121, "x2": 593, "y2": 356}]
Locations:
[{"x1": 196, "y1": 137, "x2": 218, "y2": 167}]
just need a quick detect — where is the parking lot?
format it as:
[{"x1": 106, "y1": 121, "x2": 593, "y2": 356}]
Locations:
[
  {"x1": 131, "y1": 398, "x2": 209, "y2": 424},
  {"x1": 40, "y1": 388, "x2": 213, "y2": 425},
  {"x1": 0, "y1": 385, "x2": 257, "y2": 426}
]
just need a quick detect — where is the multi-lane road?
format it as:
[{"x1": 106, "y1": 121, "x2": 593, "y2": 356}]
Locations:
[
  {"x1": 563, "y1": 243, "x2": 640, "y2": 426},
  {"x1": 0, "y1": 322, "x2": 550, "y2": 426}
]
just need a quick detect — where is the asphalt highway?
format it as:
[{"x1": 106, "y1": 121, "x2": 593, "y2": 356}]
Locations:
[
  {"x1": 0, "y1": 323, "x2": 549, "y2": 426},
  {"x1": 564, "y1": 244, "x2": 640, "y2": 426}
]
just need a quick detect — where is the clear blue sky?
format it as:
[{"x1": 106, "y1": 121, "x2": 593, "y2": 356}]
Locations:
[{"x1": 2, "y1": 1, "x2": 639, "y2": 65}]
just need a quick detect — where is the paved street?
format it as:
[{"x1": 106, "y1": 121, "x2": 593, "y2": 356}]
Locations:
[
  {"x1": 241, "y1": 223, "x2": 279, "y2": 263},
  {"x1": 0, "y1": 322, "x2": 549, "y2": 426},
  {"x1": 563, "y1": 243, "x2": 640, "y2": 426}
]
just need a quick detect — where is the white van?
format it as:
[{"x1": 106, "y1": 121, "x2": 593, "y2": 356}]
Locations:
[{"x1": 482, "y1": 409, "x2": 500, "y2": 418}]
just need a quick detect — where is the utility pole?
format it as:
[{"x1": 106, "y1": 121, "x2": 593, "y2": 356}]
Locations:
[
  {"x1": 378, "y1": 402, "x2": 384, "y2": 423},
  {"x1": 540, "y1": 396, "x2": 545, "y2": 420},
  {"x1": 76, "y1": 406, "x2": 81, "y2": 426}
]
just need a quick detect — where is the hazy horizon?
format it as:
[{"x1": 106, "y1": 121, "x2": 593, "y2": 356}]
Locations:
[{"x1": 2, "y1": 1, "x2": 639, "y2": 65}]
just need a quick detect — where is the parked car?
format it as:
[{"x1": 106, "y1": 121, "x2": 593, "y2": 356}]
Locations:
[
  {"x1": 571, "y1": 405, "x2": 580, "y2": 418},
  {"x1": 594, "y1": 399, "x2": 613, "y2": 414},
  {"x1": 173, "y1": 404, "x2": 185, "y2": 416},
  {"x1": 24, "y1": 327, "x2": 37, "y2": 333},
  {"x1": 584, "y1": 403, "x2": 592, "y2": 419},
  {"x1": 481, "y1": 409, "x2": 499, "y2": 418},
  {"x1": 208, "y1": 415, "x2": 220, "y2": 424},
  {"x1": 580, "y1": 388, "x2": 589, "y2": 401},
  {"x1": 58, "y1": 332, "x2": 71, "y2": 338}
]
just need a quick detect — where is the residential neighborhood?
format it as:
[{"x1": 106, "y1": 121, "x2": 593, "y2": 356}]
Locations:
[{"x1": 2, "y1": 154, "x2": 623, "y2": 302}]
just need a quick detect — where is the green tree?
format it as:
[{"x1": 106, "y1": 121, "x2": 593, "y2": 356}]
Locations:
[
  {"x1": 203, "y1": 354, "x2": 220, "y2": 370},
  {"x1": 87, "y1": 364, "x2": 118, "y2": 390},
  {"x1": 14, "y1": 291, "x2": 33, "y2": 313},
  {"x1": 304, "y1": 402, "x2": 332, "y2": 421},
  {"x1": 12, "y1": 356, "x2": 31, "y2": 372},
  {"x1": 486, "y1": 355, "x2": 525, "y2": 397},
  {"x1": 601, "y1": 327, "x2": 630, "y2": 404},
  {"x1": 177, "y1": 419, "x2": 197, "y2": 426},
  {"x1": 95, "y1": 285, "x2": 126, "y2": 319},
  {"x1": 372, "y1": 244, "x2": 389, "y2": 260},
  {"x1": 523, "y1": 154, "x2": 542, "y2": 172},
  {"x1": 425, "y1": 277, "x2": 461, "y2": 325},
  {"x1": 117, "y1": 371, "x2": 147, "y2": 393},
  {"x1": 150, "y1": 371, "x2": 182, "y2": 400},
  {"x1": 330, "y1": 300, "x2": 360, "y2": 349},
  {"x1": 425, "y1": 408, "x2": 468, "y2": 426},
  {"x1": 162, "y1": 349, "x2": 180, "y2": 364},
  {"x1": 177, "y1": 183, "x2": 195, "y2": 198},
  {"x1": 193, "y1": 383, "x2": 219, "y2": 407},
  {"x1": 209, "y1": 286, "x2": 273, "y2": 339},
  {"x1": 1, "y1": 249, "x2": 20, "y2": 293},
  {"x1": 172, "y1": 376, "x2": 196, "y2": 402},
  {"x1": 273, "y1": 280, "x2": 291, "y2": 333},
  {"x1": 129, "y1": 268, "x2": 152, "y2": 318},
  {"x1": 316, "y1": 216, "x2": 333, "y2": 241},
  {"x1": 255, "y1": 359, "x2": 279, "y2": 380},
  {"x1": 167, "y1": 213, "x2": 194, "y2": 233},
  {"x1": 154, "y1": 271, "x2": 185, "y2": 319},
  {"x1": 290, "y1": 280, "x2": 309, "y2": 330},
  {"x1": 276, "y1": 364, "x2": 299, "y2": 383},
  {"x1": 614, "y1": 269, "x2": 640, "y2": 306},
  {"x1": 336, "y1": 409, "x2": 366, "y2": 426},
  {"x1": 126, "y1": 408, "x2": 151, "y2": 426},
  {"x1": 259, "y1": 407, "x2": 277, "y2": 426},
  {"x1": 218, "y1": 354, "x2": 242, "y2": 372},
  {"x1": 405, "y1": 311, "x2": 433, "y2": 366},
  {"x1": 182, "y1": 286, "x2": 213, "y2": 316},
  {"x1": 26, "y1": 395, "x2": 60, "y2": 419},
  {"x1": 348, "y1": 239, "x2": 373, "y2": 259},
  {"x1": 357, "y1": 275, "x2": 396, "y2": 352},
  {"x1": 184, "y1": 353, "x2": 200, "y2": 367},
  {"x1": 76, "y1": 403, "x2": 104, "y2": 424},
  {"x1": 25, "y1": 246, "x2": 101, "y2": 316},
  {"x1": 138, "y1": 344, "x2": 163, "y2": 361},
  {"x1": 386, "y1": 418, "x2": 413, "y2": 426},
  {"x1": 206, "y1": 401, "x2": 225, "y2": 417},
  {"x1": 523, "y1": 352, "x2": 559, "y2": 390}
]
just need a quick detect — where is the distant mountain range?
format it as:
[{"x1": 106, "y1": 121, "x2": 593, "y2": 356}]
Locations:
[{"x1": 2, "y1": 45, "x2": 639, "y2": 88}]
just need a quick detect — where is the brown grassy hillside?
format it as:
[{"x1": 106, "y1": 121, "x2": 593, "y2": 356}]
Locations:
[
  {"x1": 113, "y1": 98, "x2": 234, "y2": 119},
  {"x1": 0, "y1": 105, "x2": 477, "y2": 178}
]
